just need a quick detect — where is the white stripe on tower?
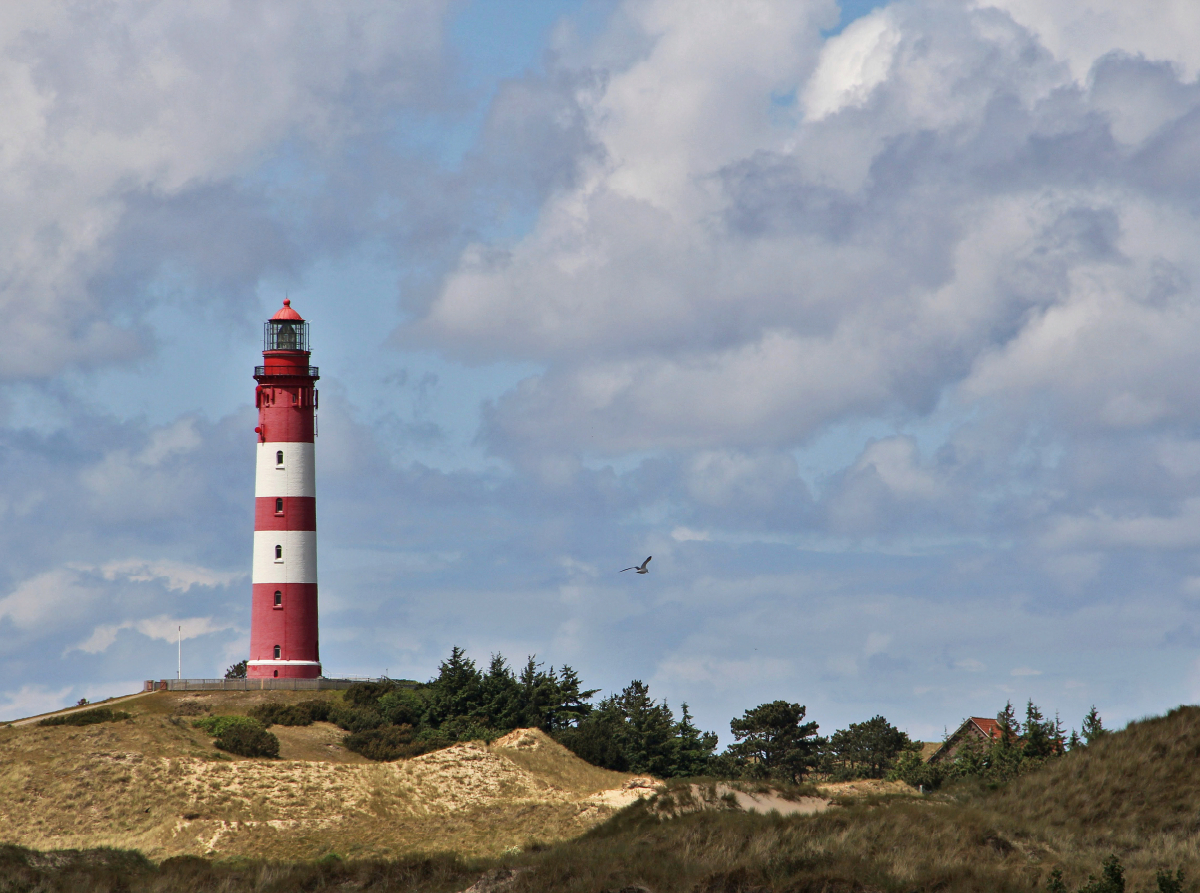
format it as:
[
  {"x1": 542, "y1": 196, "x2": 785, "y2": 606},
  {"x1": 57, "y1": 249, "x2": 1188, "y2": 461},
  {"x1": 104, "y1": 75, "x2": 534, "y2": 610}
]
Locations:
[
  {"x1": 252, "y1": 530, "x2": 318, "y2": 583},
  {"x1": 254, "y1": 442, "x2": 316, "y2": 498}
]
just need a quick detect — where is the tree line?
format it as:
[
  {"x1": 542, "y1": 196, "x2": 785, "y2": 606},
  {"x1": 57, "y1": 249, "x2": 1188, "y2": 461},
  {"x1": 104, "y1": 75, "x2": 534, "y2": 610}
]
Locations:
[{"x1": 227, "y1": 648, "x2": 1108, "y2": 787}]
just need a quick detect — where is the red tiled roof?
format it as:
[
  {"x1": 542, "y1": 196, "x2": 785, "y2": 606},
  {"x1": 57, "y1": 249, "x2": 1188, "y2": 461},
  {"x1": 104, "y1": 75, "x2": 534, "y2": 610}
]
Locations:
[
  {"x1": 271, "y1": 298, "x2": 304, "y2": 321},
  {"x1": 970, "y1": 717, "x2": 1002, "y2": 738}
]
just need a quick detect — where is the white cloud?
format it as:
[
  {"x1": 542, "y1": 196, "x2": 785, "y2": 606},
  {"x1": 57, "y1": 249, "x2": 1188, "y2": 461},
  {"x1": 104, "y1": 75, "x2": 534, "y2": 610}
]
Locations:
[
  {"x1": 0, "y1": 1, "x2": 450, "y2": 379},
  {"x1": 0, "y1": 685, "x2": 74, "y2": 723},
  {"x1": 0, "y1": 569, "x2": 100, "y2": 629},
  {"x1": 71, "y1": 614, "x2": 235, "y2": 655},
  {"x1": 97, "y1": 558, "x2": 243, "y2": 591},
  {"x1": 803, "y1": 9, "x2": 900, "y2": 120},
  {"x1": 983, "y1": 0, "x2": 1200, "y2": 81}
]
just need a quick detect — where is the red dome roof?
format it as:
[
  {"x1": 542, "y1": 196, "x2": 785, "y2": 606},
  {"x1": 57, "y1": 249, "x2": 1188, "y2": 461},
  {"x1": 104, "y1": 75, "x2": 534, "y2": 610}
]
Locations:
[{"x1": 271, "y1": 298, "x2": 304, "y2": 321}]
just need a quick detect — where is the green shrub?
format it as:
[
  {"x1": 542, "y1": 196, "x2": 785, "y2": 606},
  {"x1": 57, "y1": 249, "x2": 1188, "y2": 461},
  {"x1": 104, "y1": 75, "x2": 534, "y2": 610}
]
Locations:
[
  {"x1": 344, "y1": 680, "x2": 399, "y2": 708},
  {"x1": 39, "y1": 708, "x2": 131, "y2": 727},
  {"x1": 249, "y1": 700, "x2": 331, "y2": 727},
  {"x1": 329, "y1": 704, "x2": 385, "y2": 733},
  {"x1": 344, "y1": 724, "x2": 439, "y2": 761},
  {"x1": 192, "y1": 714, "x2": 262, "y2": 737},
  {"x1": 888, "y1": 747, "x2": 944, "y2": 790},
  {"x1": 214, "y1": 722, "x2": 280, "y2": 758},
  {"x1": 378, "y1": 689, "x2": 428, "y2": 726}
]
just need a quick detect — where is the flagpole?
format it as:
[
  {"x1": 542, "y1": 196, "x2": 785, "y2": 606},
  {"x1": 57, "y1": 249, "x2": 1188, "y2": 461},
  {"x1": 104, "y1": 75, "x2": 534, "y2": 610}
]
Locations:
[{"x1": 177, "y1": 626, "x2": 181, "y2": 680}]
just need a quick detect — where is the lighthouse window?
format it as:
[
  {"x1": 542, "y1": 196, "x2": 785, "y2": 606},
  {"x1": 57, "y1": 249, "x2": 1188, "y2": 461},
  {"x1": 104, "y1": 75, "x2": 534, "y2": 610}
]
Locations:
[
  {"x1": 276, "y1": 450, "x2": 284, "y2": 466},
  {"x1": 274, "y1": 645, "x2": 281, "y2": 659},
  {"x1": 275, "y1": 497, "x2": 283, "y2": 514},
  {"x1": 274, "y1": 544, "x2": 283, "y2": 561}
]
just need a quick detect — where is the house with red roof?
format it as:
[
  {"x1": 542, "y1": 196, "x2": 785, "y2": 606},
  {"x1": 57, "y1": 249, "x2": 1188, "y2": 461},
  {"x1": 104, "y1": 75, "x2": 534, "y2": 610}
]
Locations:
[{"x1": 927, "y1": 716, "x2": 1007, "y2": 764}]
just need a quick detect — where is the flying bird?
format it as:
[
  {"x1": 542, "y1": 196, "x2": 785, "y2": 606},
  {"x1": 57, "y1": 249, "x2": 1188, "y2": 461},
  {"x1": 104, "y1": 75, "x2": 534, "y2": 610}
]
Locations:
[{"x1": 621, "y1": 556, "x2": 652, "y2": 574}]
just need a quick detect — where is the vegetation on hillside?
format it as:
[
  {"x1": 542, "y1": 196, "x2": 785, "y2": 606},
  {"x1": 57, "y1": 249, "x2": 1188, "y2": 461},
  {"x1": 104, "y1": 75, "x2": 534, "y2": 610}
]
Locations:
[
  {"x1": 191, "y1": 715, "x2": 280, "y2": 758},
  {"x1": 7, "y1": 690, "x2": 1200, "y2": 891},
  {"x1": 324, "y1": 647, "x2": 911, "y2": 781},
  {"x1": 891, "y1": 699, "x2": 1109, "y2": 790},
  {"x1": 38, "y1": 707, "x2": 132, "y2": 727}
]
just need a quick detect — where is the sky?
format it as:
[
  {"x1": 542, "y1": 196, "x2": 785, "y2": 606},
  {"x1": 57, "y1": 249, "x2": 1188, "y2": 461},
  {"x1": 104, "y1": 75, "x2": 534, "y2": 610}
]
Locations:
[{"x1": 2, "y1": 0, "x2": 1200, "y2": 745}]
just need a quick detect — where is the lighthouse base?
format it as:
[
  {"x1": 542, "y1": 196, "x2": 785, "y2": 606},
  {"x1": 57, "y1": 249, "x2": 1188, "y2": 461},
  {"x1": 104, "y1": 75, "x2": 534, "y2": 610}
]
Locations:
[{"x1": 247, "y1": 659, "x2": 321, "y2": 680}]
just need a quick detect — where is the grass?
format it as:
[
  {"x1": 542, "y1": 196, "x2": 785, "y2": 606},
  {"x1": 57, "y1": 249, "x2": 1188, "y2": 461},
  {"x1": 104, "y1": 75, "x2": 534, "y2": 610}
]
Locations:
[
  {"x1": 38, "y1": 708, "x2": 133, "y2": 727},
  {"x1": 0, "y1": 691, "x2": 644, "y2": 862},
  {"x1": 0, "y1": 843, "x2": 480, "y2": 893},
  {"x1": 7, "y1": 695, "x2": 1200, "y2": 891},
  {"x1": 491, "y1": 728, "x2": 632, "y2": 795}
]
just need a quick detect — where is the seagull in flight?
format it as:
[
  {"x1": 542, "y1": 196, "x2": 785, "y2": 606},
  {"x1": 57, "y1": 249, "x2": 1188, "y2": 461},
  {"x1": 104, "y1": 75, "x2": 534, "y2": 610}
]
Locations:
[{"x1": 621, "y1": 556, "x2": 652, "y2": 574}]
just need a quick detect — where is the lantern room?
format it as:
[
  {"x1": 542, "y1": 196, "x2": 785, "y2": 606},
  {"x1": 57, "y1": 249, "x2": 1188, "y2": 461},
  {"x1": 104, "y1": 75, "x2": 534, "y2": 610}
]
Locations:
[{"x1": 264, "y1": 299, "x2": 310, "y2": 352}]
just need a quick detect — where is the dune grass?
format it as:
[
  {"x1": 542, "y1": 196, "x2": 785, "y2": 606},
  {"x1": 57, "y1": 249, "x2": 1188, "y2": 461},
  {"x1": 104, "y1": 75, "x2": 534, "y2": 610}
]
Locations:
[
  {"x1": 491, "y1": 728, "x2": 632, "y2": 795},
  {"x1": 6, "y1": 699, "x2": 1200, "y2": 891}
]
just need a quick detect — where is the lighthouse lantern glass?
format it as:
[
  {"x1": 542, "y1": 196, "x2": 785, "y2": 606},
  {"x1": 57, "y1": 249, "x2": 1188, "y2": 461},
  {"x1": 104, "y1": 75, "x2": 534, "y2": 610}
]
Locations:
[{"x1": 264, "y1": 319, "x2": 310, "y2": 352}]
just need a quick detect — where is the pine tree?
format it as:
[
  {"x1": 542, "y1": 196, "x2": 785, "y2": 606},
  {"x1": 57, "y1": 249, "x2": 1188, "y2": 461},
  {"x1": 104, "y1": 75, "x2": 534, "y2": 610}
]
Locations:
[
  {"x1": 1082, "y1": 706, "x2": 1106, "y2": 745},
  {"x1": 428, "y1": 646, "x2": 483, "y2": 724},
  {"x1": 729, "y1": 700, "x2": 821, "y2": 783},
  {"x1": 478, "y1": 653, "x2": 520, "y2": 728},
  {"x1": 618, "y1": 681, "x2": 676, "y2": 777},
  {"x1": 996, "y1": 700, "x2": 1021, "y2": 740},
  {"x1": 669, "y1": 703, "x2": 718, "y2": 777},
  {"x1": 1023, "y1": 700, "x2": 1054, "y2": 759}
]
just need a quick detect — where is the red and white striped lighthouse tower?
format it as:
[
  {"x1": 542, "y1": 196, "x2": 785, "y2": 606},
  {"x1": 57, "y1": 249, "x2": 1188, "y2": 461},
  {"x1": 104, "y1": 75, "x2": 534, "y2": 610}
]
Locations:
[{"x1": 248, "y1": 299, "x2": 321, "y2": 679}]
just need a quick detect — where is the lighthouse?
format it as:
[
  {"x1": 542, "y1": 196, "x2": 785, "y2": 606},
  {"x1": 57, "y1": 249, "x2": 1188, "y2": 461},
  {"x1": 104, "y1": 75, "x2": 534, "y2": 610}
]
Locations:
[{"x1": 248, "y1": 299, "x2": 321, "y2": 679}]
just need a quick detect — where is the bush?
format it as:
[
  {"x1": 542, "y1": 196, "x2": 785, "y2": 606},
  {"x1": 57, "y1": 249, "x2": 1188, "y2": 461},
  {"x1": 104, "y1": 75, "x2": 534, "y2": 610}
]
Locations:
[
  {"x1": 39, "y1": 708, "x2": 131, "y2": 727},
  {"x1": 344, "y1": 680, "x2": 399, "y2": 708},
  {"x1": 249, "y1": 700, "x2": 331, "y2": 727},
  {"x1": 378, "y1": 689, "x2": 428, "y2": 726},
  {"x1": 344, "y1": 724, "x2": 437, "y2": 761},
  {"x1": 329, "y1": 704, "x2": 386, "y2": 733},
  {"x1": 214, "y1": 722, "x2": 280, "y2": 758},
  {"x1": 888, "y1": 747, "x2": 944, "y2": 790},
  {"x1": 192, "y1": 714, "x2": 262, "y2": 737}
]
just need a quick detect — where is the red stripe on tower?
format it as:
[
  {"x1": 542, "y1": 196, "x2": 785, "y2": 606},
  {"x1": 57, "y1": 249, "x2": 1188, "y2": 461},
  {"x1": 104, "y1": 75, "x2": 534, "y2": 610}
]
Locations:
[{"x1": 247, "y1": 299, "x2": 321, "y2": 679}]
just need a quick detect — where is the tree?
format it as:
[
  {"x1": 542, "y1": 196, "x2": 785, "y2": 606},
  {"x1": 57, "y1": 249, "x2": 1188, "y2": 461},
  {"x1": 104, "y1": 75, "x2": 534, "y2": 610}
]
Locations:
[
  {"x1": 549, "y1": 665, "x2": 597, "y2": 731},
  {"x1": 888, "y1": 744, "x2": 943, "y2": 790},
  {"x1": 614, "y1": 681, "x2": 677, "y2": 777},
  {"x1": 477, "y1": 653, "x2": 521, "y2": 728},
  {"x1": 1023, "y1": 700, "x2": 1055, "y2": 760},
  {"x1": 826, "y1": 715, "x2": 911, "y2": 779},
  {"x1": 556, "y1": 681, "x2": 715, "y2": 777},
  {"x1": 426, "y1": 646, "x2": 483, "y2": 725},
  {"x1": 669, "y1": 703, "x2": 718, "y2": 777},
  {"x1": 1082, "y1": 706, "x2": 1106, "y2": 745},
  {"x1": 996, "y1": 700, "x2": 1021, "y2": 741},
  {"x1": 557, "y1": 700, "x2": 628, "y2": 771},
  {"x1": 224, "y1": 660, "x2": 247, "y2": 679},
  {"x1": 728, "y1": 701, "x2": 821, "y2": 783}
]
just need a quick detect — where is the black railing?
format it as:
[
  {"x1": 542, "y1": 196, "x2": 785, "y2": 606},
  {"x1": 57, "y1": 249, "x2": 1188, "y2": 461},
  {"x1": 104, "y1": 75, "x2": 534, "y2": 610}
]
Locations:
[{"x1": 255, "y1": 365, "x2": 318, "y2": 378}]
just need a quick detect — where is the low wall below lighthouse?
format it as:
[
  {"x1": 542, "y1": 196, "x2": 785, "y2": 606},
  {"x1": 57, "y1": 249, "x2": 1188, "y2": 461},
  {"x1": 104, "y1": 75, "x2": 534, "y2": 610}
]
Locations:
[{"x1": 248, "y1": 299, "x2": 321, "y2": 680}]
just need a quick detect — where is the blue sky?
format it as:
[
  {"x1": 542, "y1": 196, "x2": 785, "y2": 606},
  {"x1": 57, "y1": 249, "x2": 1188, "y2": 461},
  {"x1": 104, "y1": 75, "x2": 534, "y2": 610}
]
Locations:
[{"x1": 3, "y1": 0, "x2": 1200, "y2": 745}]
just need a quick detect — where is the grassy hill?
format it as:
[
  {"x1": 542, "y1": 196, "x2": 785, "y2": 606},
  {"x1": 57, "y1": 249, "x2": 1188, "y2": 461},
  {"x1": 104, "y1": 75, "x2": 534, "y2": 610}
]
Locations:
[
  {"x1": 0, "y1": 689, "x2": 637, "y2": 861},
  {"x1": 5, "y1": 698, "x2": 1200, "y2": 892},
  {"x1": 519, "y1": 707, "x2": 1200, "y2": 893}
]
